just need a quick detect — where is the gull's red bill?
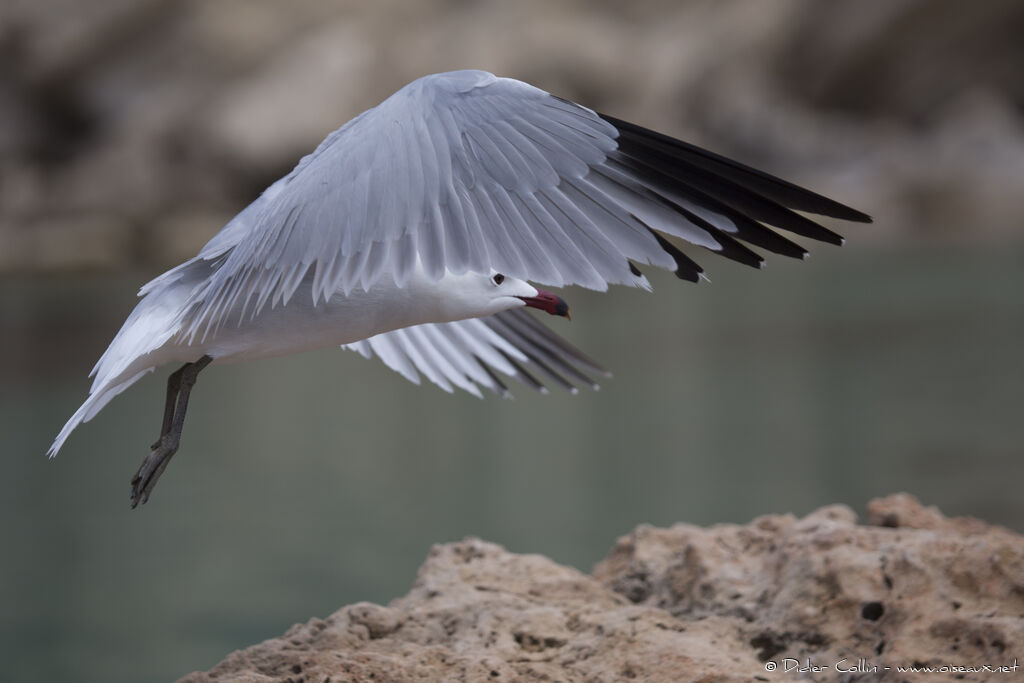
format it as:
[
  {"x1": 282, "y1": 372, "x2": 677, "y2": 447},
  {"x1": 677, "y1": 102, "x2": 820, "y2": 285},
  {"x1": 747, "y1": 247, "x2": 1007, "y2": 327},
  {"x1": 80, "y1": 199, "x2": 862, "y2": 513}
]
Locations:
[{"x1": 518, "y1": 289, "x2": 571, "y2": 318}]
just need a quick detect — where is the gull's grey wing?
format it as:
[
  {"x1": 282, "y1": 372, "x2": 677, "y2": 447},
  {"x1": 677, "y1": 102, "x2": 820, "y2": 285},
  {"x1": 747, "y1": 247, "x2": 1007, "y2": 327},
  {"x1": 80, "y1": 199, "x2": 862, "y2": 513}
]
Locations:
[
  {"x1": 183, "y1": 69, "x2": 870, "y2": 337},
  {"x1": 343, "y1": 308, "x2": 608, "y2": 397}
]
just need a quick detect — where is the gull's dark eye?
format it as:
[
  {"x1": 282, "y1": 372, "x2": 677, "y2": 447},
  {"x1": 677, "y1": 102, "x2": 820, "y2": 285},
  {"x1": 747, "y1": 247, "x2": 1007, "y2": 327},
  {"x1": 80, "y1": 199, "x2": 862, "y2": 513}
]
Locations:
[{"x1": 492, "y1": 273, "x2": 505, "y2": 285}]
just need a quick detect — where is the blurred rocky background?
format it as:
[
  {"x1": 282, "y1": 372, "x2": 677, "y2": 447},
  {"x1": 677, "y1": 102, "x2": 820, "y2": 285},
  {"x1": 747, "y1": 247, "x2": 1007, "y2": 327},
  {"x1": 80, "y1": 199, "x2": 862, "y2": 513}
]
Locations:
[
  {"x1": 5, "y1": 4, "x2": 1024, "y2": 682},
  {"x1": 3, "y1": 0, "x2": 1023, "y2": 274}
]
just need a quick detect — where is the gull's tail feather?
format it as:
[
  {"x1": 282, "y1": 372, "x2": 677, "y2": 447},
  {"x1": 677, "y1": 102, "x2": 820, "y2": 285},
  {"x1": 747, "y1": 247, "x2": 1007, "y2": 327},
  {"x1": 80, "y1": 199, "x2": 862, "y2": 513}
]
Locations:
[
  {"x1": 48, "y1": 260, "x2": 208, "y2": 458},
  {"x1": 48, "y1": 369, "x2": 153, "y2": 457}
]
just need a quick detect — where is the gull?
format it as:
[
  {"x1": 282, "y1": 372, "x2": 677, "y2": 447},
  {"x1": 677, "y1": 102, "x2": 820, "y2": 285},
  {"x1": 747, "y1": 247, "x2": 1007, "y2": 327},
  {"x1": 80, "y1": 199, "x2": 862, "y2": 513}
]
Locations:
[{"x1": 48, "y1": 70, "x2": 870, "y2": 507}]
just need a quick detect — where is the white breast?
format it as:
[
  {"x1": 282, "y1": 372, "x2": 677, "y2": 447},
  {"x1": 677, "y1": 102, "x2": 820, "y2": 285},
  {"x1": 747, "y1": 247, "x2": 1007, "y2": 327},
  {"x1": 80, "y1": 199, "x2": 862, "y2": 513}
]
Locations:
[{"x1": 176, "y1": 266, "x2": 502, "y2": 364}]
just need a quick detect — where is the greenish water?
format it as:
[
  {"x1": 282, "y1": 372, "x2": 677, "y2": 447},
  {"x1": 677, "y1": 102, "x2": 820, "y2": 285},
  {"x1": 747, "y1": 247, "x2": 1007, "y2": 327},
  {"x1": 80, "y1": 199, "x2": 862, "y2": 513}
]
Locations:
[{"x1": 2, "y1": 243, "x2": 1022, "y2": 682}]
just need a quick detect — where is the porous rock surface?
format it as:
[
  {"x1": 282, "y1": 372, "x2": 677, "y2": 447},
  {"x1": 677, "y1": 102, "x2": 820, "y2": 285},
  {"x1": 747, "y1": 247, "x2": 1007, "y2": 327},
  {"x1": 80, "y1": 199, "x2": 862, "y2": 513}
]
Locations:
[{"x1": 180, "y1": 495, "x2": 1023, "y2": 682}]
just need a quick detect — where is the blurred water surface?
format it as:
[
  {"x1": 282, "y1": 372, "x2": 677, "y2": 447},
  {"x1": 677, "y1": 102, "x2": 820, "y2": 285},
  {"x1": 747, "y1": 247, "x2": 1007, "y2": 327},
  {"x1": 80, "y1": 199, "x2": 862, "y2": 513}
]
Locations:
[{"x1": 2, "y1": 242, "x2": 1023, "y2": 682}]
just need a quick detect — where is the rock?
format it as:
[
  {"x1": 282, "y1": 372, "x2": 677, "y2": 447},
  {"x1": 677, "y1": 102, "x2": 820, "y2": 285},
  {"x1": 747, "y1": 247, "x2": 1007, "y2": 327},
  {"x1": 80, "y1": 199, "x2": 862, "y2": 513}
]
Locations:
[{"x1": 180, "y1": 494, "x2": 1024, "y2": 682}]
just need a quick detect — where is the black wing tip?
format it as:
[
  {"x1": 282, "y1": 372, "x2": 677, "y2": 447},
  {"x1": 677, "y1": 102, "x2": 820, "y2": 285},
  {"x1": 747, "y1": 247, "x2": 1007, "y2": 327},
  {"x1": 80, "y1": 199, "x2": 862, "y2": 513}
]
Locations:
[
  {"x1": 647, "y1": 228, "x2": 705, "y2": 282},
  {"x1": 599, "y1": 111, "x2": 872, "y2": 225},
  {"x1": 675, "y1": 268, "x2": 701, "y2": 283},
  {"x1": 815, "y1": 203, "x2": 873, "y2": 224},
  {"x1": 818, "y1": 226, "x2": 846, "y2": 246},
  {"x1": 710, "y1": 231, "x2": 765, "y2": 269}
]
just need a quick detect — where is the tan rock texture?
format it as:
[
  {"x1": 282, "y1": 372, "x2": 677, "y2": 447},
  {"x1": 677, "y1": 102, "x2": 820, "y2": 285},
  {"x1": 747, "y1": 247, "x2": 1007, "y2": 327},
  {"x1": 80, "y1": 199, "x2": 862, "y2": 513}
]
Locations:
[{"x1": 180, "y1": 494, "x2": 1023, "y2": 682}]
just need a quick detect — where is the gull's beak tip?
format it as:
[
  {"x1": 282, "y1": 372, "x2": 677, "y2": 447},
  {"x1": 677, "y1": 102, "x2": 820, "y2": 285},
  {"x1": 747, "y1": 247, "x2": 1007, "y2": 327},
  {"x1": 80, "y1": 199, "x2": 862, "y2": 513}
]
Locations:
[
  {"x1": 550, "y1": 293, "x2": 571, "y2": 319},
  {"x1": 518, "y1": 289, "x2": 572, "y2": 319}
]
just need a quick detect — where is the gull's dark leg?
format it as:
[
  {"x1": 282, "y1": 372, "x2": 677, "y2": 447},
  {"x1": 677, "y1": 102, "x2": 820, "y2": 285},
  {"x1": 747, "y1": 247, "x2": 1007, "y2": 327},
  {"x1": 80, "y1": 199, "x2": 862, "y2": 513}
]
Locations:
[
  {"x1": 131, "y1": 355, "x2": 212, "y2": 508},
  {"x1": 151, "y1": 362, "x2": 187, "y2": 450}
]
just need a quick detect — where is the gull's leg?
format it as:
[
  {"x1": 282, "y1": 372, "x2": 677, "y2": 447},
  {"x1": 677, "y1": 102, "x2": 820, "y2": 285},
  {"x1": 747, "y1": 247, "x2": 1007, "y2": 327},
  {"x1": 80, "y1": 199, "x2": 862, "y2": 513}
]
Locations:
[
  {"x1": 131, "y1": 355, "x2": 212, "y2": 508},
  {"x1": 151, "y1": 363, "x2": 187, "y2": 450}
]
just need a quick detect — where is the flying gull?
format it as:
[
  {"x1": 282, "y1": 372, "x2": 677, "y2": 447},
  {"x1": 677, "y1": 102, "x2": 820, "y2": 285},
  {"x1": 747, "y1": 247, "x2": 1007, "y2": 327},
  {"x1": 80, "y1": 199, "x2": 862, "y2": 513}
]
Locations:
[{"x1": 48, "y1": 70, "x2": 871, "y2": 507}]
